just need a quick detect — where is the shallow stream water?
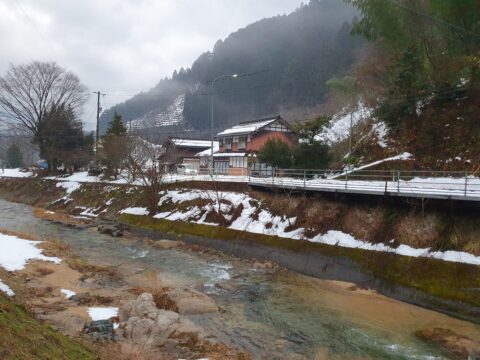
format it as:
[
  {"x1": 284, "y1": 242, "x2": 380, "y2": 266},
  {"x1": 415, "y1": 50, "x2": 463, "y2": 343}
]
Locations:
[{"x1": 0, "y1": 198, "x2": 479, "y2": 359}]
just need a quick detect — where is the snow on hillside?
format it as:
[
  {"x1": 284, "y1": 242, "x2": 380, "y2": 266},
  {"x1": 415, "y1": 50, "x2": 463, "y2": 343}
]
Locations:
[
  {"x1": 130, "y1": 93, "x2": 185, "y2": 130},
  {"x1": 120, "y1": 189, "x2": 480, "y2": 266},
  {"x1": 317, "y1": 105, "x2": 371, "y2": 144}
]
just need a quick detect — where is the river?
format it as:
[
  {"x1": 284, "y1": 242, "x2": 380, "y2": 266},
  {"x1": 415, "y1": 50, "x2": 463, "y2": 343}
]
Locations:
[{"x1": 0, "y1": 198, "x2": 478, "y2": 359}]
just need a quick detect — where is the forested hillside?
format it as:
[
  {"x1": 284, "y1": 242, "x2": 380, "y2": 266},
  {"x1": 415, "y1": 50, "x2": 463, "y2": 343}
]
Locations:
[
  {"x1": 346, "y1": 0, "x2": 480, "y2": 169},
  {"x1": 99, "y1": 0, "x2": 362, "y2": 134}
]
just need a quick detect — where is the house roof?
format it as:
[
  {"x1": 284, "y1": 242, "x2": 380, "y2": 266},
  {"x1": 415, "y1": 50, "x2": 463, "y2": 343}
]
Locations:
[
  {"x1": 169, "y1": 138, "x2": 213, "y2": 148},
  {"x1": 216, "y1": 116, "x2": 285, "y2": 137},
  {"x1": 195, "y1": 142, "x2": 220, "y2": 157}
]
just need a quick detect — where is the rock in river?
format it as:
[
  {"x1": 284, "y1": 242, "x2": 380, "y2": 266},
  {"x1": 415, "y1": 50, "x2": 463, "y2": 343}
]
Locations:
[{"x1": 416, "y1": 327, "x2": 480, "y2": 359}]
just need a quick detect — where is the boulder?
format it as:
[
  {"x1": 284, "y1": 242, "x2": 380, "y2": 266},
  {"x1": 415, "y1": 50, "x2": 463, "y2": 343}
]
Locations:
[
  {"x1": 161, "y1": 288, "x2": 218, "y2": 315},
  {"x1": 98, "y1": 224, "x2": 123, "y2": 237},
  {"x1": 153, "y1": 239, "x2": 182, "y2": 249},
  {"x1": 416, "y1": 328, "x2": 480, "y2": 359},
  {"x1": 84, "y1": 319, "x2": 114, "y2": 341},
  {"x1": 120, "y1": 294, "x2": 181, "y2": 348},
  {"x1": 119, "y1": 292, "x2": 157, "y2": 322}
]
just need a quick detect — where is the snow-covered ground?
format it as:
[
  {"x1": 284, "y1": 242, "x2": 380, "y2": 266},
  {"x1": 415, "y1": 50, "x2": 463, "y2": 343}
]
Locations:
[
  {"x1": 120, "y1": 189, "x2": 480, "y2": 266},
  {"x1": 0, "y1": 232, "x2": 62, "y2": 297},
  {"x1": 0, "y1": 233, "x2": 61, "y2": 271},
  {"x1": 0, "y1": 169, "x2": 34, "y2": 178},
  {"x1": 316, "y1": 106, "x2": 371, "y2": 144}
]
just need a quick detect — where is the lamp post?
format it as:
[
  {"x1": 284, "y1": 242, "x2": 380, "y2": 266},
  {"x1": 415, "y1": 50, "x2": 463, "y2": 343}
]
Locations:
[{"x1": 211, "y1": 73, "x2": 238, "y2": 172}]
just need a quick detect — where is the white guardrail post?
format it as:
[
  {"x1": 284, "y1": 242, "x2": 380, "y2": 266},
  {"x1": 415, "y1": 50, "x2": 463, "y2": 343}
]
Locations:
[
  {"x1": 465, "y1": 171, "x2": 468, "y2": 196},
  {"x1": 304, "y1": 170, "x2": 306, "y2": 187},
  {"x1": 397, "y1": 171, "x2": 400, "y2": 192}
]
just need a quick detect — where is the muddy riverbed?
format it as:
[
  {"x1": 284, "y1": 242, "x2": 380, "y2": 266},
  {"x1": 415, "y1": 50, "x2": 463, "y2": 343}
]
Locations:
[{"x1": 1, "y1": 198, "x2": 479, "y2": 359}]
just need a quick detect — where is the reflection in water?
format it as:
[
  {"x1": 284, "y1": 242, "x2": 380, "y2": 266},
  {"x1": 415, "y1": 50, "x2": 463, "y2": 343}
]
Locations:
[{"x1": 0, "y1": 199, "x2": 478, "y2": 359}]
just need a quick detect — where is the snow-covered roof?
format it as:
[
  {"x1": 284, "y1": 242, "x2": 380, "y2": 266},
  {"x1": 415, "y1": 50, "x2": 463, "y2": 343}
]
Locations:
[
  {"x1": 195, "y1": 142, "x2": 220, "y2": 157},
  {"x1": 170, "y1": 138, "x2": 213, "y2": 148},
  {"x1": 216, "y1": 117, "x2": 279, "y2": 137}
]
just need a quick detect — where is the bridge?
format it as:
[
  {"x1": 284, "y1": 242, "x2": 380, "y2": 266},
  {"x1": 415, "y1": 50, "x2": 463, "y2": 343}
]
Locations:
[{"x1": 247, "y1": 169, "x2": 480, "y2": 202}]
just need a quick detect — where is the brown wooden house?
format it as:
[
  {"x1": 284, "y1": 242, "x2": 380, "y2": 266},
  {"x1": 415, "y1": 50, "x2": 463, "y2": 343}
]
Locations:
[{"x1": 214, "y1": 116, "x2": 298, "y2": 175}]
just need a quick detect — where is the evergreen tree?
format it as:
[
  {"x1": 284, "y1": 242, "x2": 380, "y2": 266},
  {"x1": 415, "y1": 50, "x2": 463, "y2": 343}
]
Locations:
[
  {"x1": 100, "y1": 112, "x2": 129, "y2": 179},
  {"x1": 6, "y1": 144, "x2": 23, "y2": 168},
  {"x1": 257, "y1": 139, "x2": 293, "y2": 169},
  {"x1": 34, "y1": 104, "x2": 90, "y2": 173},
  {"x1": 105, "y1": 112, "x2": 127, "y2": 136}
]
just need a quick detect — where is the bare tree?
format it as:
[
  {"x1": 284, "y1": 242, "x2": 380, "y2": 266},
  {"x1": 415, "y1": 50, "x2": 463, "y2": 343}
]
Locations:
[
  {"x1": 124, "y1": 137, "x2": 166, "y2": 215},
  {"x1": 0, "y1": 61, "x2": 88, "y2": 137}
]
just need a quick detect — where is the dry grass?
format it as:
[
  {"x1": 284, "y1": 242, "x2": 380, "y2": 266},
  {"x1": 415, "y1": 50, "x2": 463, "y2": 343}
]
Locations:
[
  {"x1": 153, "y1": 287, "x2": 178, "y2": 312},
  {"x1": 33, "y1": 208, "x2": 88, "y2": 226},
  {"x1": 77, "y1": 294, "x2": 114, "y2": 306},
  {"x1": 66, "y1": 256, "x2": 118, "y2": 278},
  {"x1": 341, "y1": 207, "x2": 385, "y2": 243},
  {"x1": 393, "y1": 214, "x2": 441, "y2": 249},
  {"x1": 34, "y1": 267, "x2": 55, "y2": 276},
  {"x1": 0, "y1": 227, "x2": 40, "y2": 241}
]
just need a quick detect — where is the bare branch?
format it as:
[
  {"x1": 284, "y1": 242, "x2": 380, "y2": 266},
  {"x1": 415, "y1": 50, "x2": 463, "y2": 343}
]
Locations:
[{"x1": 0, "y1": 61, "x2": 88, "y2": 137}]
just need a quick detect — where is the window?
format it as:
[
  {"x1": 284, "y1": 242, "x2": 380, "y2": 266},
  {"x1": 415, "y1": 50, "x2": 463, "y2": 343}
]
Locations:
[
  {"x1": 229, "y1": 157, "x2": 248, "y2": 168},
  {"x1": 224, "y1": 138, "x2": 232, "y2": 150},
  {"x1": 233, "y1": 136, "x2": 239, "y2": 143},
  {"x1": 265, "y1": 122, "x2": 292, "y2": 133},
  {"x1": 238, "y1": 136, "x2": 246, "y2": 149}
]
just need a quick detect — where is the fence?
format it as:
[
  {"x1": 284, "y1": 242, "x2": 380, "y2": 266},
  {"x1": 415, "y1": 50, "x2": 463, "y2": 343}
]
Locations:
[{"x1": 248, "y1": 169, "x2": 480, "y2": 201}]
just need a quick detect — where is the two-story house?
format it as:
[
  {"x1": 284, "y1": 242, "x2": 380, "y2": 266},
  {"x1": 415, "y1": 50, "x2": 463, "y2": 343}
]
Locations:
[{"x1": 214, "y1": 116, "x2": 298, "y2": 175}]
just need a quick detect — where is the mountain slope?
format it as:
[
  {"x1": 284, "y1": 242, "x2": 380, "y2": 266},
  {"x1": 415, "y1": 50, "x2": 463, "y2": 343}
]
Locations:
[{"x1": 100, "y1": 0, "x2": 363, "y2": 136}]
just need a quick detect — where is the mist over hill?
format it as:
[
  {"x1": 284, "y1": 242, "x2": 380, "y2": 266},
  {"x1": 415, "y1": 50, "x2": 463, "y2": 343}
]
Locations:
[{"x1": 100, "y1": 0, "x2": 362, "y2": 137}]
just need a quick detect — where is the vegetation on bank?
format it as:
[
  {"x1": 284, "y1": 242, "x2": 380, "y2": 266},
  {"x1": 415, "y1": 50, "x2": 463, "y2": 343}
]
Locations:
[
  {"x1": 0, "y1": 295, "x2": 97, "y2": 360},
  {"x1": 1, "y1": 177, "x2": 480, "y2": 319}
]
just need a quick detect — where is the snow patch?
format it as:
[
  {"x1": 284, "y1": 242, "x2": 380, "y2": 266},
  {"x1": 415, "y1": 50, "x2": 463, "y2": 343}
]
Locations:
[
  {"x1": 120, "y1": 207, "x2": 149, "y2": 216},
  {"x1": 0, "y1": 279, "x2": 14, "y2": 296},
  {"x1": 317, "y1": 106, "x2": 371, "y2": 144},
  {"x1": 0, "y1": 168, "x2": 34, "y2": 178},
  {"x1": 0, "y1": 233, "x2": 61, "y2": 271},
  {"x1": 56, "y1": 181, "x2": 81, "y2": 195},
  {"x1": 61, "y1": 289, "x2": 76, "y2": 299},
  {"x1": 87, "y1": 307, "x2": 119, "y2": 321},
  {"x1": 372, "y1": 122, "x2": 388, "y2": 148}
]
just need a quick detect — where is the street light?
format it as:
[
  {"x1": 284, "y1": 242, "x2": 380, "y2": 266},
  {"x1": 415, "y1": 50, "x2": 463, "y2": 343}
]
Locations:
[{"x1": 210, "y1": 74, "x2": 238, "y2": 172}]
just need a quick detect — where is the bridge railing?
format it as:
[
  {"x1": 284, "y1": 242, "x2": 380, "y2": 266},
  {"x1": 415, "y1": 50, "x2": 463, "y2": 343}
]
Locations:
[{"x1": 248, "y1": 169, "x2": 480, "y2": 197}]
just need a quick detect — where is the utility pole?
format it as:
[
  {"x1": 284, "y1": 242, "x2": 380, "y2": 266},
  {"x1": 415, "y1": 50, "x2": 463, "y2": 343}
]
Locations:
[
  {"x1": 93, "y1": 91, "x2": 106, "y2": 156},
  {"x1": 211, "y1": 74, "x2": 238, "y2": 171}
]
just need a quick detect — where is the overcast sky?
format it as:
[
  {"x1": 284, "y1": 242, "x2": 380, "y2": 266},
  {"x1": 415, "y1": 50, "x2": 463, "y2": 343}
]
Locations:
[{"x1": 0, "y1": 0, "x2": 303, "y2": 130}]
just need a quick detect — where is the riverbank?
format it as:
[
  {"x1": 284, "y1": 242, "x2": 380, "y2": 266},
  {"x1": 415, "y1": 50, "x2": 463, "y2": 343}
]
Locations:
[
  {"x1": 0, "y1": 196, "x2": 479, "y2": 358},
  {"x1": 0, "y1": 225, "x2": 251, "y2": 359},
  {"x1": 1, "y1": 177, "x2": 480, "y2": 321}
]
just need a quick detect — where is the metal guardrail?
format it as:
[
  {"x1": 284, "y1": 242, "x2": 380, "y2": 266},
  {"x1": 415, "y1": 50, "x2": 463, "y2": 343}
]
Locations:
[{"x1": 248, "y1": 169, "x2": 480, "y2": 200}]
